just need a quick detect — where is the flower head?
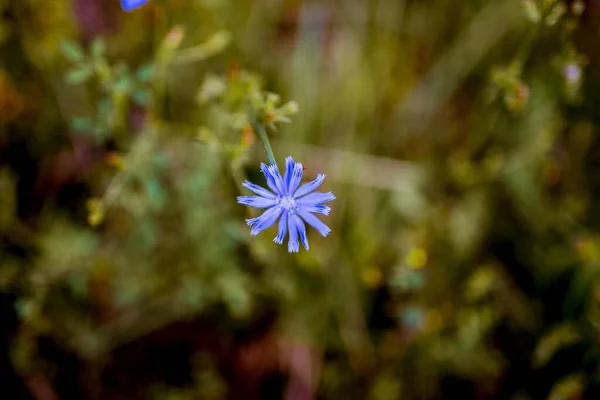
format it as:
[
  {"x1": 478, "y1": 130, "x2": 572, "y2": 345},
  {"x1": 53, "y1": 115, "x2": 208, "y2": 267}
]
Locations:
[
  {"x1": 238, "y1": 157, "x2": 335, "y2": 252},
  {"x1": 564, "y1": 63, "x2": 582, "y2": 84},
  {"x1": 121, "y1": 0, "x2": 149, "y2": 12}
]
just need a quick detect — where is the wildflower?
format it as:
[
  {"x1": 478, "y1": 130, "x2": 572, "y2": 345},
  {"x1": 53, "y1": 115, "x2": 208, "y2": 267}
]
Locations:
[
  {"x1": 121, "y1": 0, "x2": 148, "y2": 12},
  {"x1": 238, "y1": 157, "x2": 335, "y2": 252},
  {"x1": 564, "y1": 63, "x2": 582, "y2": 84}
]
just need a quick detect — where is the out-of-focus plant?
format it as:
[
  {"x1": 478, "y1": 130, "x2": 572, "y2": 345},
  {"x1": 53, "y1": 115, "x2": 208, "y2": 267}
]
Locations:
[
  {"x1": 61, "y1": 36, "x2": 153, "y2": 142},
  {"x1": 4, "y1": 0, "x2": 600, "y2": 398}
]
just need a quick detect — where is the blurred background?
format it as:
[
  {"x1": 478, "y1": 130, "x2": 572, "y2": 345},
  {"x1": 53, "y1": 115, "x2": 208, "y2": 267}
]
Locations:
[{"x1": 1, "y1": 0, "x2": 600, "y2": 399}]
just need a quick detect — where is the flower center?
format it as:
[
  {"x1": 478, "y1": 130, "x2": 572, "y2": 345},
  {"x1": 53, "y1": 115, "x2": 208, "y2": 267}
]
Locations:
[{"x1": 279, "y1": 196, "x2": 297, "y2": 211}]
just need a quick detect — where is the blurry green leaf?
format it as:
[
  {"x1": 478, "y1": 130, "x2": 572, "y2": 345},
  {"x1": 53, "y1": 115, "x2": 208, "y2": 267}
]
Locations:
[
  {"x1": 265, "y1": 92, "x2": 280, "y2": 108},
  {"x1": 98, "y1": 97, "x2": 111, "y2": 119},
  {"x1": 172, "y1": 30, "x2": 231, "y2": 65},
  {"x1": 370, "y1": 371, "x2": 402, "y2": 400},
  {"x1": 90, "y1": 37, "x2": 106, "y2": 58},
  {"x1": 153, "y1": 154, "x2": 170, "y2": 170},
  {"x1": 178, "y1": 279, "x2": 205, "y2": 308},
  {"x1": 163, "y1": 25, "x2": 185, "y2": 50},
  {"x1": 197, "y1": 74, "x2": 226, "y2": 104},
  {"x1": 219, "y1": 275, "x2": 251, "y2": 318},
  {"x1": 65, "y1": 66, "x2": 93, "y2": 85},
  {"x1": 533, "y1": 324, "x2": 580, "y2": 368},
  {"x1": 14, "y1": 298, "x2": 36, "y2": 320},
  {"x1": 39, "y1": 219, "x2": 99, "y2": 273},
  {"x1": 390, "y1": 268, "x2": 425, "y2": 292},
  {"x1": 547, "y1": 375, "x2": 584, "y2": 400},
  {"x1": 93, "y1": 124, "x2": 108, "y2": 140},
  {"x1": 0, "y1": 20, "x2": 12, "y2": 46},
  {"x1": 132, "y1": 90, "x2": 151, "y2": 106},
  {"x1": 136, "y1": 63, "x2": 154, "y2": 82},
  {"x1": 60, "y1": 40, "x2": 85, "y2": 63},
  {"x1": 143, "y1": 178, "x2": 166, "y2": 209},
  {"x1": 449, "y1": 190, "x2": 489, "y2": 260},
  {"x1": 114, "y1": 282, "x2": 141, "y2": 307},
  {"x1": 66, "y1": 273, "x2": 89, "y2": 299},
  {"x1": 503, "y1": 165, "x2": 546, "y2": 233},
  {"x1": 563, "y1": 267, "x2": 599, "y2": 319},
  {"x1": 94, "y1": 59, "x2": 112, "y2": 84},
  {"x1": 545, "y1": 3, "x2": 567, "y2": 26},
  {"x1": 273, "y1": 115, "x2": 292, "y2": 124},
  {"x1": 114, "y1": 75, "x2": 132, "y2": 93},
  {"x1": 70, "y1": 117, "x2": 95, "y2": 133},
  {"x1": 278, "y1": 100, "x2": 299, "y2": 116},
  {"x1": 522, "y1": 0, "x2": 541, "y2": 23},
  {"x1": 136, "y1": 220, "x2": 157, "y2": 248},
  {"x1": 464, "y1": 266, "x2": 496, "y2": 301},
  {"x1": 401, "y1": 306, "x2": 424, "y2": 328}
]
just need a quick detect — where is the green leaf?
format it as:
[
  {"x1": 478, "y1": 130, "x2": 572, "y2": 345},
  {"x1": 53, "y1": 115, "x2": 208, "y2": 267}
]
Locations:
[
  {"x1": 136, "y1": 63, "x2": 154, "y2": 82},
  {"x1": 533, "y1": 324, "x2": 580, "y2": 368},
  {"x1": 449, "y1": 190, "x2": 489, "y2": 260},
  {"x1": 197, "y1": 74, "x2": 226, "y2": 104},
  {"x1": 370, "y1": 372, "x2": 402, "y2": 400},
  {"x1": 70, "y1": 117, "x2": 95, "y2": 133},
  {"x1": 65, "y1": 66, "x2": 93, "y2": 85},
  {"x1": 90, "y1": 37, "x2": 106, "y2": 58},
  {"x1": 132, "y1": 90, "x2": 151, "y2": 106},
  {"x1": 547, "y1": 375, "x2": 584, "y2": 400},
  {"x1": 144, "y1": 178, "x2": 166, "y2": 209},
  {"x1": 66, "y1": 273, "x2": 88, "y2": 299},
  {"x1": 113, "y1": 75, "x2": 132, "y2": 93},
  {"x1": 98, "y1": 97, "x2": 111, "y2": 118},
  {"x1": 0, "y1": 19, "x2": 13, "y2": 46},
  {"x1": 274, "y1": 115, "x2": 292, "y2": 124},
  {"x1": 522, "y1": 0, "x2": 541, "y2": 23},
  {"x1": 60, "y1": 40, "x2": 85, "y2": 63}
]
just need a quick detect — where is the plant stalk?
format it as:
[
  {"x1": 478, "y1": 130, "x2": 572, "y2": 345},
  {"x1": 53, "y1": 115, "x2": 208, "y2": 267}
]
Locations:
[{"x1": 251, "y1": 120, "x2": 277, "y2": 167}]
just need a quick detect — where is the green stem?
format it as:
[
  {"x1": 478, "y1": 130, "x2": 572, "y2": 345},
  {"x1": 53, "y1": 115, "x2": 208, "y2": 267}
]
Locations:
[{"x1": 251, "y1": 120, "x2": 277, "y2": 167}]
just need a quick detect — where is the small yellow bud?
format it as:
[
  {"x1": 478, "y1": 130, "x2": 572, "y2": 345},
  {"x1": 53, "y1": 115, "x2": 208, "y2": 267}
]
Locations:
[
  {"x1": 86, "y1": 199, "x2": 105, "y2": 227},
  {"x1": 361, "y1": 266, "x2": 382, "y2": 288},
  {"x1": 105, "y1": 152, "x2": 125, "y2": 170},
  {"x1": 406, "y1": 247, "x2": 428, "y2": 270}
]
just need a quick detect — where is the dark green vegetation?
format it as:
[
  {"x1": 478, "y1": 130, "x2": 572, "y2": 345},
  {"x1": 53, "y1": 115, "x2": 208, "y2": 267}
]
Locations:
[{"x1": 2, "y1": 0, "x2": 600, "y2": 399}]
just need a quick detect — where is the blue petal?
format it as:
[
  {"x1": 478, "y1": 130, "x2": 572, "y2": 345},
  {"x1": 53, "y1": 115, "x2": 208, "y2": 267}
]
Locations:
[
  {"x1": 121, "y1": 0, "x2": 149, "y2": 12},
  {"x1": 289, "y1": 162, "x2": 304, "y2": 195},
  {"x1": 298, "y1": 209, "x2": 331, "y2": 237},
  {"x1": 297, "y1": 191, "x2": 336, "y2": 205},
  {"x1": 242, "y1": 181, "x2": 276, "y2": 199},
  {"x1": 283, "y1": 157, "x2": 303, "y2": 195},
  {"x1": 283, "y1": 157, "x2": 295, "y2": 192},
  {"x1": 302, "y1": 204, "x2": 331, "y2": 216},
  {"x1": 267, "y1": 164, "x2": 286, "y2": 195},
  {"x1": 287, "y1": 214, "x2": 299, "y2": 253},
  {"x1": 237, "y1": 196, "x2": 277, "y2": 209},
  {"x1": 294, "y1": 174, "x2": 326, "y2": 198},
  {"x1": 246, "y1": 206, "x2": 283, "y2": 236},
  {"x1": 274, "y1": 212, "x2": 288, "y2": 245},
  {"x1": 261, "y1": 163, "x2": 285, "y2": 196},
  {"x1": 291, "y1": 214, "x2": 309, "y2": 250}
]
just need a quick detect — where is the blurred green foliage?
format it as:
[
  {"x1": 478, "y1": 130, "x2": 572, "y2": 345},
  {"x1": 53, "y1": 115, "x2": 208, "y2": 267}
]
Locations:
[{"x1": 2, "y1": 0, "x2": 600, "y2": 399}]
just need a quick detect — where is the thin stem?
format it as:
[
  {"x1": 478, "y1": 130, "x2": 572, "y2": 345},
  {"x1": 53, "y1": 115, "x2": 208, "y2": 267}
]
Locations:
[{"x1": 251, "y1": 120, "x2": 277, "y2": 167}]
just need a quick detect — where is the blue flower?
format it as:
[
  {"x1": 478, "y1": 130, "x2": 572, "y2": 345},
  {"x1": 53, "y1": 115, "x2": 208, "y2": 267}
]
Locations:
[
  {"x1": 121, "y1": 0, "x2": 149, "y2": 12},
  {"x1": 238, "y1": 157, "x2": 335, "y2": 252}
]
